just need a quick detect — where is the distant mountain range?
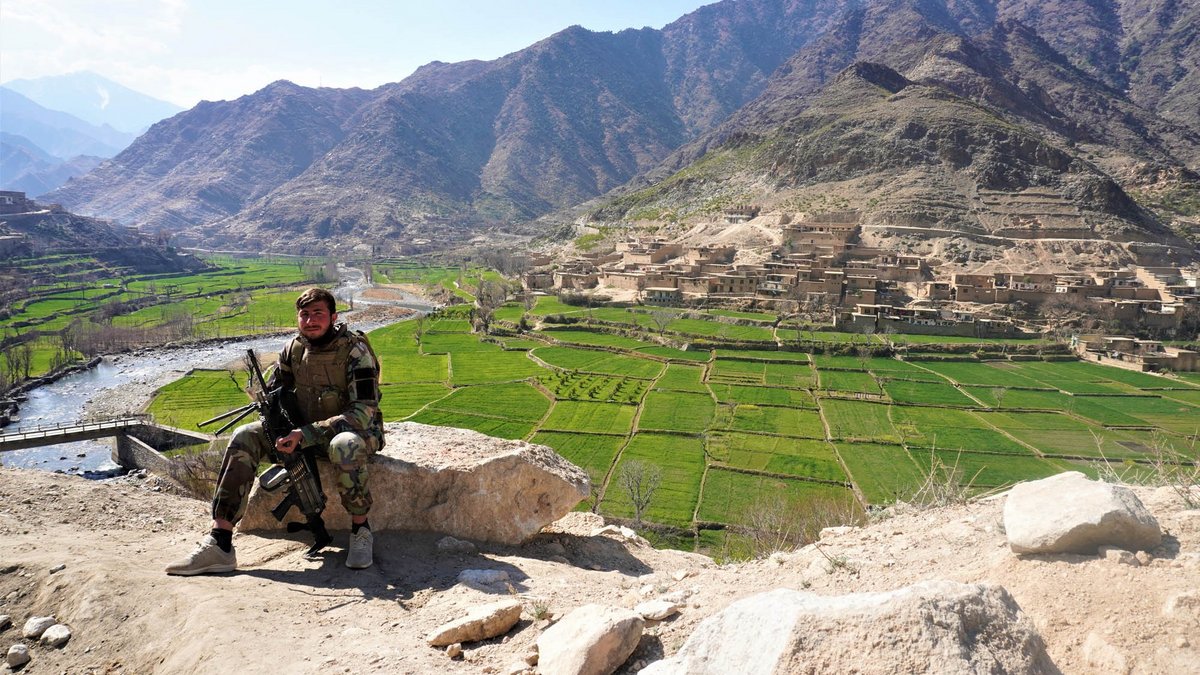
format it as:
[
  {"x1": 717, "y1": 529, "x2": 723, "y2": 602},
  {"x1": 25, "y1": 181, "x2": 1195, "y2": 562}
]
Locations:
[
  {"x1": 40, "y1": 0, "x2": 1200, "y2": 256},
  {"x1": 0, "y1": 73, "x2": 181, "y2": 197},
  {"x1": 2, "y1": 71, "x2": 183, "y2": 135}
]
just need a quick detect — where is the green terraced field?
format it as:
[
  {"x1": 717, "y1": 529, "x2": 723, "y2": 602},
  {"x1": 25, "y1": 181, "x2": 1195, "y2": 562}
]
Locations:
[
  {"x1": 707, "y1": 433, "x2": 846, "y2": 482},
  {"x1": 655, "y1": 364, "x2": 709, "y2": 392},
  {"x1": 724, "y1": 405, "x2": 826, "y2": 438},
  {"x1": 820, "y1": 400, "x2": 899, "y2": 442},
  {"x1": 539, "y1": 371, "x2": 648, "y2": 404},
  {"x1": 542, "y1": 401, "x2": 638, "y2": 435},
  {"x1": 532, "y1": 346, "x2": 664, "y2": 378},
  {"x1": 909, "y1": 448, "x2": 1065, "y2": 488},
  {"x1": 882, "y1": 380, "x2": 980, "y2": 407},
  {"x1": 834, "y1": 443, "x2": 925, "y2": 503},
  {"x1": 638, "y1": 391, "x2": 716, "y2": 433},
  {"x1": 147, "y1": 369, "x2": 247, "y2": 431},
  {"x1": 379, "y1": 383, "x2": 451, "y2": 420},
  {"x1": 426, "y1": 382, "x2": 549, "y2": 421},
  {"x1": 818, "y1": 370, "x2": 881, "y2": 394},
  {"x1": 450, "y1": 349, "x2": 545, "y2": 385},
  {"x1": 709, "y1": 384, "x2": 816, "y2": 408},
  {"x1": 697, "y1": 468, "x2": 859, "y2": 525},
  {"x1": 603, "y1": 433, "x2": 706, "y2": 527},
  {"x1": 538, "y1": 328, "x2": 649, "y2": 350},
  {"x1": 715, "y1": 349, "x2": 810, "y2": 362}
]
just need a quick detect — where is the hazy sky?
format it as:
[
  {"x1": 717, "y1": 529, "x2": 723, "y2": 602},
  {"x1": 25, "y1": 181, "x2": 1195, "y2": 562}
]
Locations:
[{"x1": 1, "y1": 0, "x2": 716, "y2": 107}]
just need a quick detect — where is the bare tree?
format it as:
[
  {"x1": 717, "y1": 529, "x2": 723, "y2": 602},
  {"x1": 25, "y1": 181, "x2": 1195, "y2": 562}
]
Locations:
[
  {"x1": 649, "y1": 309, "x2": 674, "y2": 335},
  {"x1": 618, "y1": 460, "x2": 662, "y2": 525},
  {"x1": 992, "y1": 387, "x2": 1008, "y2": 410}
]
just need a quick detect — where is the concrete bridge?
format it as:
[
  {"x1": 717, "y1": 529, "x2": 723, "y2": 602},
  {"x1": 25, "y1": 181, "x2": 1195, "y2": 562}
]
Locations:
[{"x1": 0, "y1": 416, "x2": 213, "y2": 474}]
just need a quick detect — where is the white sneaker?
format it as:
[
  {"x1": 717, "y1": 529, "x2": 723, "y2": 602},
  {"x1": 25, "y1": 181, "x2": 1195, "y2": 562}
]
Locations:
[
  {"x1": 165, "y1": 534, "x2": 236, "y2": 576},
  {"x1": 346, "y1": 528, "x2": 373, "y2": 569}
]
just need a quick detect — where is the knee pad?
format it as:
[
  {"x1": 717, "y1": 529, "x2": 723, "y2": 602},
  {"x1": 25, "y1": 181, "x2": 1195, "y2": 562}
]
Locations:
[{"x1": 328, "y1": 431, "x2": 368, "y2": 465}]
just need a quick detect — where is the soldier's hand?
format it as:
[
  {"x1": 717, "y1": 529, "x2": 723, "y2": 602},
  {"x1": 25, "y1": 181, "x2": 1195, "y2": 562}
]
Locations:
[{"x1": 276, "y1": 430, "x2": 302, "y2": 454}]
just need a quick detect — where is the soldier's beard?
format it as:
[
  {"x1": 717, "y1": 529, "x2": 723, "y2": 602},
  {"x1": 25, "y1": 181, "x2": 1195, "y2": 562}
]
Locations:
[{"x1": 308, "y1": 325, "x2": 337, "y2": 347}]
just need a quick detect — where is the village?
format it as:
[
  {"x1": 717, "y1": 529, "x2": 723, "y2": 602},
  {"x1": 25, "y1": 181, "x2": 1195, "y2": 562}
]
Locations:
[{"x1": 524, "y1": 209, "x2": 1200, "y2": 371}]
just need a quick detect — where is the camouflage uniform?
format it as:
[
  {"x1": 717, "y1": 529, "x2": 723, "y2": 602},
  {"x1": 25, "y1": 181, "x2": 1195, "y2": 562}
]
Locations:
[{"x1": 212, "y1": 323, "x2": 383, "y2": 524}]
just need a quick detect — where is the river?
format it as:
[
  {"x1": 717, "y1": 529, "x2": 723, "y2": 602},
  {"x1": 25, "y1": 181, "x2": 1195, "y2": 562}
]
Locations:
[{"x1": 1, "y1": 267, "x2": 434, "y2": 475}]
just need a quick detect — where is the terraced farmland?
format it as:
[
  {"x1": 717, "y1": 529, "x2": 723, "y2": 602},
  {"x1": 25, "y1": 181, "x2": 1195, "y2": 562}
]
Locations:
[{"x1": 148, "y1": 309, "x2": 1200, "y2": 557}]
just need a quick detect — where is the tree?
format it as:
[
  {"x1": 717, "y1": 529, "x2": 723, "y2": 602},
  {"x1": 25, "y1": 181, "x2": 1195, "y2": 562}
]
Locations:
[
  {"x1": 650, "y1": 309, "x2": 674, "y2": 335},
  {"x1": 992, "y1": 387, "x2": 1008, "y2": 410},
  {"x1": 618, "y1": 460, "x2": 662, "y2": 525}
]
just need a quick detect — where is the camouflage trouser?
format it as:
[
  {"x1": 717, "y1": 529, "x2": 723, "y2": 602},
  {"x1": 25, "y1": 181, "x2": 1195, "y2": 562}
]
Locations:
[{"x1": 211, "y1": 420, "x2": 375, "y2": 524}]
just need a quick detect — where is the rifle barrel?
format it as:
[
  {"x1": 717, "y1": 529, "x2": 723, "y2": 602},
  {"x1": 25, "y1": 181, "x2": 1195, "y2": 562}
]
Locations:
[{"x1": 197, "y1": 402, "x2": 257, "y2": 428}]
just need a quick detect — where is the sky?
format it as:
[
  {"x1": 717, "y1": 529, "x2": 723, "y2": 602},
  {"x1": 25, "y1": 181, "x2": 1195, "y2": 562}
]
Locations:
[{"x1": 0, "y1": 0, "x2": 716, "y2": 107}]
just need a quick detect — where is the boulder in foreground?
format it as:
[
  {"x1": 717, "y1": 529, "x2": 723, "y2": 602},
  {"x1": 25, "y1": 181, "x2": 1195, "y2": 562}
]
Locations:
[
  {"x1": 1003, "y1": 471, "x2": 1162, "y2": 555},
  {"x1": 240, "y1": 422, "x2": 590, "y2": 545},
  {"x1": 641, "y1": 580, "x2": 1056, "y2": 675}
]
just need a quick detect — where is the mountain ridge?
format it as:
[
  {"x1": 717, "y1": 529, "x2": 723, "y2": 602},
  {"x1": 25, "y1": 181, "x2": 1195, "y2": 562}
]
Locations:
[{"x1": 40, "y1": 0, "x2": 1200, "y2": 255}]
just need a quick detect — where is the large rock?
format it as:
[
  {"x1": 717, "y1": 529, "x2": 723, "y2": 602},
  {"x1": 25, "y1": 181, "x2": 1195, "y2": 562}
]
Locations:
[
  {"x1": 240, "y1": 422, "x2": 589, "y2": 545},
  {"x1": 1003, "y1": 472, "x2": 1162, "y2": 555},
  {"x1": 641, "y1": 581, "x2": 1055, "y2": 675},
  {"x1": 537, "y1": 605, "x2": 645, "y2": 675}
]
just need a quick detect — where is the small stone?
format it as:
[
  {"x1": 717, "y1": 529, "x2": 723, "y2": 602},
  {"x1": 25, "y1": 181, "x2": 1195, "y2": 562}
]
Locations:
[
  {"x1": 6, "y1": 643, "x2": 30, "y2": 668},
  {"x1": 0, "y1": 614, "x2": 11, "y2": 631},
  {"x1": 446, "y1": 643, "x2": 463, "y2": 659},
  {"x1": 1163, "y1": 591, "x2": 1200, "y2": 618},
  {"x1": 41, "y1": 623, "x2": 72, "y2": 647},
  {"x1": 1100, "y1": 546, "x2": 1139, "y2": 567},
  {"x1": 437, "y1": 536, "x2": 478, "y2": 555},
  {"x1": 503, "y1": 660, "x2": 530, "y2": 675},
  {"x1": 23, "y1": 615, "x2": 56, "y2": 639},
  {"x1": 1177, "y1": 636, "x2": 1190, "y2": 649},
  {"x1": 543, "y1": 542, "x2": 567, "y2": 557},
  {"x1": 672, "y1": 569, "x2": 691, "y2": 581},
  {"x1": 49, "y1": 563, "x2": 67, "y2": 574},
  {"x1": 635, "y1": 599, "x2": 681, "y2": 621},
  {"x1": 524, "y1": 649, "x2": 539, "y2": 666},
  {"x1": 456, "y1": 569, "x2": 509, "y2": 586},
  {"x1": 0, "y1": 564, "x2": 18, "y2": 574},
  {"x1": 1135, "y1": 551, "x2": 1153, "y2": 566}
]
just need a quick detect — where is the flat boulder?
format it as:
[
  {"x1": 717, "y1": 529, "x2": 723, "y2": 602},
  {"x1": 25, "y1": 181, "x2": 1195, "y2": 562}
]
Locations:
[
  {"x1": 537, "y1": 604, "x2": 645, "y2": 675},
  {"x1": 240, "y1": 422, "x2": 589, "y2": 545},
  {"x1": 641, "y1": 581, "x2": 1055, "y2": 675},
  {"x1": 1003, "y1": 472, "x2": 1162, "y2": 555}
]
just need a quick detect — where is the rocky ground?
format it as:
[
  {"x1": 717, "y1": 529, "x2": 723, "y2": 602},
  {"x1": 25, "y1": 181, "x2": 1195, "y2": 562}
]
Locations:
[{"x1": 1, "y1": 466, "x2": 1197, "y2": 674}]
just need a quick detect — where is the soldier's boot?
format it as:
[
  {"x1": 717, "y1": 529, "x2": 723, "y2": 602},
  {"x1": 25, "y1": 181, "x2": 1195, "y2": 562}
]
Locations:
[
  {"x1": 165, "y1": 534, "x2": 237, "y2": 576},
  {"x1": 346, "y1": 528, "x2": 373, "y2": 570}
]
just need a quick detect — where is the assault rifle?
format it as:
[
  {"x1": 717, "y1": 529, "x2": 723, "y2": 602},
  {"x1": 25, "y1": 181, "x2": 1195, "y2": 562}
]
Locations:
[{"x1": 198, "y1": 349, "x2": 333, "y2": 555}]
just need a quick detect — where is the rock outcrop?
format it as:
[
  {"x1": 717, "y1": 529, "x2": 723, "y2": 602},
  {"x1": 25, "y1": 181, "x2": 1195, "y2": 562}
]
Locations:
[
  {"x1": 239, "y1": 422, "x2": 589, "y2": 545},
  {"x1": 1003, "y1": 472, "x2": 1162, "y2": 554},
  {"x1": 641, "y1": 581, "x2": 1056, "y2": 675}
]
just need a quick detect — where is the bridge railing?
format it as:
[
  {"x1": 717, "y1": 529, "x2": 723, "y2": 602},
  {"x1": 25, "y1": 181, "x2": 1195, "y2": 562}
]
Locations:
[{"x1": 0, "y1": 414, "x2": 152, "y2": 441}]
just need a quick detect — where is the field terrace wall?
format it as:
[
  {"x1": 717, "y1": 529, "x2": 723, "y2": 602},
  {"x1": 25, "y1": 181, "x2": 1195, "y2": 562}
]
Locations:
[
  {"x1": 1080, "y1": 335, "x2": 1200, "y2": 371},
  {"x1": 841, "y1": 303, "x2": 1024, "y2": 338}
]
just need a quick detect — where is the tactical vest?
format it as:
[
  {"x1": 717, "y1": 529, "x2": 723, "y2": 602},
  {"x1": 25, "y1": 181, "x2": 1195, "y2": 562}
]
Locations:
[{"x1": 284, "y1": 325, "x2": 380, "y2": 426}]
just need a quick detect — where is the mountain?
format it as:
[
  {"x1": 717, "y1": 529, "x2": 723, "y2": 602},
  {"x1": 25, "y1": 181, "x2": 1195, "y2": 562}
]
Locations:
[
  {"x1": 41, "y1": 0, "x2": 1200, "y2": 254},
  {"x1": 3, "y1": 71, "x2": 184, "y2": 135},
  {"x1": 0, "y1": 87, "x2": 135, "y2": 159},
  {"x1": 0, "y1": 132, "x2": 104, "y2": 197}
]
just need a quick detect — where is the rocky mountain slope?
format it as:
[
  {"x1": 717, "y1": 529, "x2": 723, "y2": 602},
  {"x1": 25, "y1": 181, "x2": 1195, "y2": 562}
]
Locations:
[
  {"x1": 42, "y1": 0, "x2": 1200, "y2": 253},
  {"x1": 0, "y1": 465, "x2": 1196, "y2": 673}
]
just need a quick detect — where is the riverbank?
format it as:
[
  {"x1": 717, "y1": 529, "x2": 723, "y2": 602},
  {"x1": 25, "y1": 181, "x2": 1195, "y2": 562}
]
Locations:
[{"x1": 80, "y1": 304, "x2": 416, "y2": 420}]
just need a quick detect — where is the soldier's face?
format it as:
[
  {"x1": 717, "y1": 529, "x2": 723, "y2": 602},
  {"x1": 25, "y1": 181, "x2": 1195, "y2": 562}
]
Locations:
[{"x1": 297, "y1": 302, "x2": 336, "y2": 340}]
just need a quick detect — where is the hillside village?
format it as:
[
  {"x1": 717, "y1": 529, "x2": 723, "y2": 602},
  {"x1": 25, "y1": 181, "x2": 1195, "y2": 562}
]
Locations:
[{"x1": 525, "y1": 208, "x2": 1200, "y2": 371}]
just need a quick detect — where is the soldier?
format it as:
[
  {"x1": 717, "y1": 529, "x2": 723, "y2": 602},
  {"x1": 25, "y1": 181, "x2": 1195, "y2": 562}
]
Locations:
[{"x1": 166, "y1": 287, "x2": 384, "y2": 574}]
